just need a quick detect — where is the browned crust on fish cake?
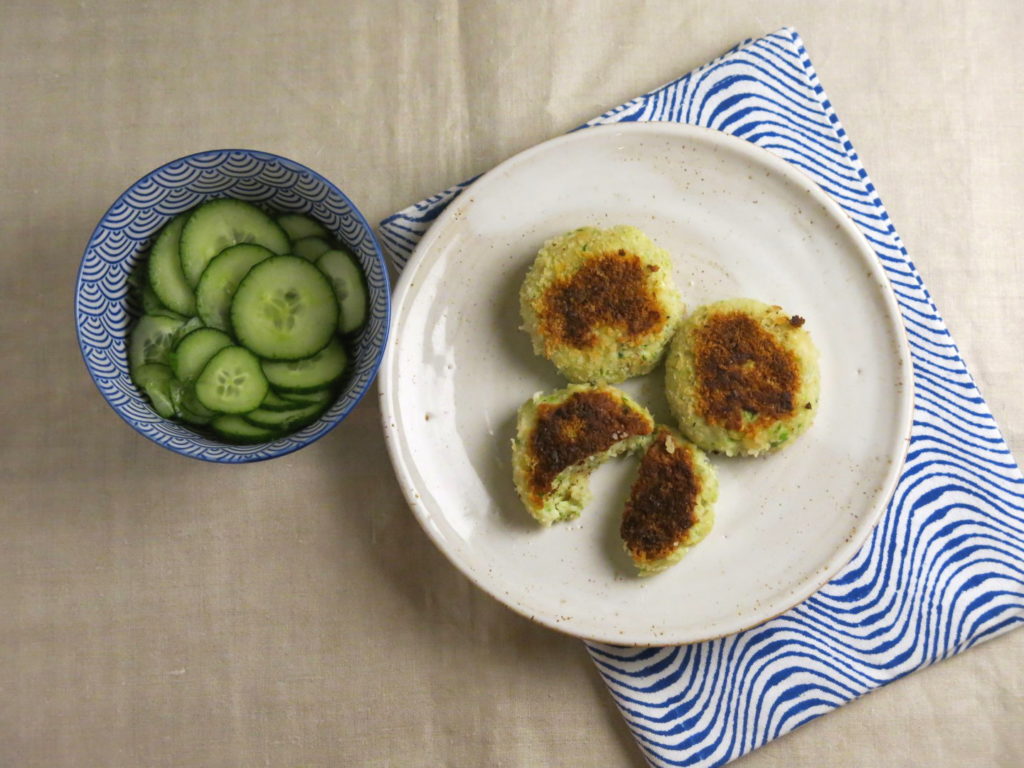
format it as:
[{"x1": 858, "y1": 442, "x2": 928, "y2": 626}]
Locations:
[
  {"x1": 693, "y1": 311, "x2": 799, "y2": 434},
  {"x1": 526, "y1": 389, "x2": 652, "y2": 506},
  {"x1": 621, "y1": 428, "x2": 701, "y2": 562},
  {"x1": 538, "y1": 250, "x2": 665, "y2": 351}
]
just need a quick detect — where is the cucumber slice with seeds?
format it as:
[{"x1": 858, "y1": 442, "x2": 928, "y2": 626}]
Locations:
[
  {"x1": 194, "y1": 346, "x2": 269, "y2": 414},
  {"x1": 195, "y1": 243, "x2": 274, "y2": 332},
  {"x1": 277, "y1": 213, "x2": 328, "y2": 242},
  {"x1": 171, "y1": 327, "x2": 233, "y2": 382},
  {"x1": 291, "y1": 236, "x2": 331, "y2": 262},
  {"x1": 148, "y1": 214, "x2": 196, "y2": 315},
  {"x1": 231, "y1": 255, "x2": 338, "y2": 360},
  {"x1": 180, "y1": 199, "x2": 289, "y2": 288},
  {"x1": 129, "y1": 314, "x2": 187, "y2": 371},
  {"x1": 261, "y1": 337, "x2": 348, "y2": 393},
  {"x1": 317, "y1": 249, "x2": 368, "y2": 335}
]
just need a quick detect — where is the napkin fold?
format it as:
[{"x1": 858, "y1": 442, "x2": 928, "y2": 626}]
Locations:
[{"x1": 379, "y1": 27, "x2": 1024, "y2": 768}]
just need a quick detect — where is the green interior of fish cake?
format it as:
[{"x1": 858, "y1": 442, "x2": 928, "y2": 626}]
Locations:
[
  {"x1": 530, "y1": 433, "x2": 653, "y2": 525},
  {"x1": 512, "y1": 384, "x2": 654, "y2": 526},
  {"x1": 632, "y1": 443, "x2": 719, "y2": 576}
]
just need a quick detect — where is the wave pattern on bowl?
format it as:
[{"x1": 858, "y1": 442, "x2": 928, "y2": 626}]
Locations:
[{"x1": 77, "y1": 149, "x2": 389, "y2": 463}]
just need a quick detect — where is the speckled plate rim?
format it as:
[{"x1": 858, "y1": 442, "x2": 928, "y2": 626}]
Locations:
[{"x1": 380, "y1": 122, "x2": 914, "y2": 644}]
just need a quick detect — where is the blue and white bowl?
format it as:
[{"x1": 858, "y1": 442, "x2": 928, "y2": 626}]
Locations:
[{"x1": 76, "y1": 149, "x2": 390, "y2": 462}]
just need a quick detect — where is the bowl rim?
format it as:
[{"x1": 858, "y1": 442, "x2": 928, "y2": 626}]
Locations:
[{"x1": 75, "y1": 147, "x2": 391, "y2": 463}]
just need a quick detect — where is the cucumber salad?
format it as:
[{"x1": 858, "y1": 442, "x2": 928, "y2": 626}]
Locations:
[{"x1": 128, "y1": 199, "x2": 369, "y2": 444}]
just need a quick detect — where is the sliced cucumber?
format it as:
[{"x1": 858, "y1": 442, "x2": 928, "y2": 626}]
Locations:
[
  {"x1": 210, "y1": 414, "x2": 281, "y2": 444},
  {"x1": 129, "y1": 314, "x2": 186, "y2": 370},
  {"x1": 280, "y1": 388, "x2": 335, "y2": 407},
  {"x1": 291, "y1": 236, "x2": 331, "y2": 262},
  {"x1": 141, "y1": 281, "x2": 184, "y2": 319},
  {"x1": 194, "y1": 346, "x2": 269, "y2": 414},
  {"x1": 171, "y1": 327, "x2": 233, "y2": 382},
  {"x1": 317, "y1": 249, "x2": 368, "y2": 335},
  {"x1": 148, "y1": 214, "x2": 196, "y2": 315},
  {"x1": 243, "y1": 400, "x2": 328, "y2": 432},
  {"x1": 231, "y1": 255, "x2": 338, "y2": 360},
  {"x1": 128, "y1": 261, "x2": 147, "y2": 294},
  {"x1": 195, "y1": 243, "x2": 275, "y2": 332},
  {"x1": 171, "y1": 315, "x2": 205, "y2": 347},
  {"x1": 179, "y1": 199, "x2": 289, "y2": 288},
  {"x1": 127, "y1": 197, "x2": 363, "y2": 443},
  {"x1": 131, "y1": 363, "x2": 176, "y2": 418},
  {"x1": 260, "y1": 389, "x2": 304, "y2": 412},
  {"x1": 277, "y1": 213, "x2": 328, "y2": 242},
  {"x1": 261, "y1": 337, "x2": 348, "y2": 393},
  {"x1": 178, "y1": 405, "x2": 214, "y2": 427},
  {"x1": 168, "y1": 379, "x2": 216, "y2": 425}
]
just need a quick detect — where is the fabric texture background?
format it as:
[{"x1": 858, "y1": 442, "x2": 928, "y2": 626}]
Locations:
[{"x1": 1, "y1": 2, "x2": 1021, "y2": 766}]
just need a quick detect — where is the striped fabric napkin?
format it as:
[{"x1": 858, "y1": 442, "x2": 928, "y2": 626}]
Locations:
[{"x1": 378, "y1": 27, "x2": 1024, "y2": 767}]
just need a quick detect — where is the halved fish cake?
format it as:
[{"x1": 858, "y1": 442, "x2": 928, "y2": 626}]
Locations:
[
  {"x1": 665, "y1": 298, "x2": 819, "y2": 456},
  {"x1": 620, "y1": 426, "x2": 717, "y2": 575},
  {"x1": 512, "y1": 384, "x2": 654, "y2": 525},
  {"x1": 520, "y1": 226, "x2": 683, "y2": 384}
]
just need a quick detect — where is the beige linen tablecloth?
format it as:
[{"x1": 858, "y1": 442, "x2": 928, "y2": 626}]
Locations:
[{"x1": 2, "y1": 1, "x2": 1021, "y2": 766}]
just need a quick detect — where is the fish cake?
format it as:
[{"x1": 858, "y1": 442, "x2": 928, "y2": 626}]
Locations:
[
  {"x1": 512, "y1": 384, "x2": 654, "y2": 525},
  {"x1": 520, "y1": 226, "x2": 683, "y2": 384},
  {"x1": 665, "y1": 298, "x2": 819, "y2": 456},
  {"x1": 621, "y1": 426, "x2": 717, "y2": 575}
]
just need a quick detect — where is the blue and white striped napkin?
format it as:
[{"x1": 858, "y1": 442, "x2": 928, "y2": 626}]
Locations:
[{"x1": 379, "y1": 27, "x2": 1024, "y2": 768}]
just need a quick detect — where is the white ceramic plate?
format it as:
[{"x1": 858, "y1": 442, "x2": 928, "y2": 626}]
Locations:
[{"x1": 380, "y1": 123, "x2": 913, "y2": 645}]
